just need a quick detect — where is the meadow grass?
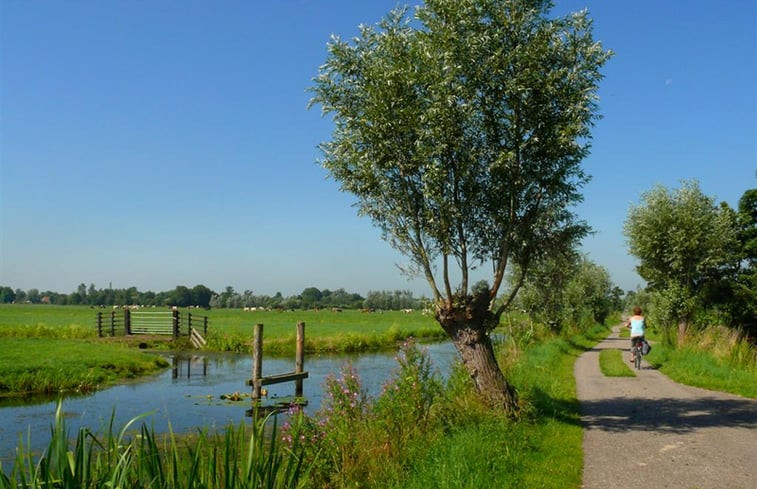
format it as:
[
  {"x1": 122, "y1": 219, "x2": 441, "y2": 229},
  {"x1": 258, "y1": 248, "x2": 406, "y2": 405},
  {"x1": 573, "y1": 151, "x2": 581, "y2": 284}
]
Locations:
[
  {"x1": 598, "y1": 349, "x2": 635, "y2": 377},
  {"x1": 0, "y1": 304, "x2": 446, "y2": 353},
  {"x1": 0, "y1": 338, "x2": 169, "y2": 397}
]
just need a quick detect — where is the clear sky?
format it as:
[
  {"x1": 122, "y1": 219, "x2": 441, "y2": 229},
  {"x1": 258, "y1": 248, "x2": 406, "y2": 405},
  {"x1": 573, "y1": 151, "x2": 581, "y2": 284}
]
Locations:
[{"x1": 1, "y1": 0, "x2": 755, "y2": 298}]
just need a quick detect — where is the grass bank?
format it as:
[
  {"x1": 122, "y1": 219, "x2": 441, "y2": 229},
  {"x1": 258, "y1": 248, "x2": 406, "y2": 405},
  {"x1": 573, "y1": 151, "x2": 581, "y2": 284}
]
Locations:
[{"x1": 0, "y1": 338, "x2": 169, "y2": 398}]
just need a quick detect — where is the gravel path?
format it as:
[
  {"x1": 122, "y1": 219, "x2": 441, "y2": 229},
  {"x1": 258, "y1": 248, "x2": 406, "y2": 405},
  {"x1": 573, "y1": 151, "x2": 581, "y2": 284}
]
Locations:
[{"x1": 575, "y1": 325, "x2": 757, "y2": 489}]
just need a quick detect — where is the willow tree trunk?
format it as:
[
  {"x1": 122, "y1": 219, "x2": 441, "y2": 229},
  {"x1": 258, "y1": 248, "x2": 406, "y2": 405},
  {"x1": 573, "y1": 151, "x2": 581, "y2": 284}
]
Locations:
[{"x1": 436, "y1": 305, "x2": 518, "y2": 414}]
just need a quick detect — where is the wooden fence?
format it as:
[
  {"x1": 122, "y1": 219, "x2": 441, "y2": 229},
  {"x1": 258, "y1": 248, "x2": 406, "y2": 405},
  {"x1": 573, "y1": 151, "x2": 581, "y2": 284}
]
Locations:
[{"x1": 96, "y1": 309, "x2": 208, "y2": 347}]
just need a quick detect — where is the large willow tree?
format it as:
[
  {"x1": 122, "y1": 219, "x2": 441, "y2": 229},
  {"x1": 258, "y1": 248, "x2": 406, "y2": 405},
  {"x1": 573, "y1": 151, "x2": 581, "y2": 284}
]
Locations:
[{"x1": 310, "y1": 0, "x2": 610, "y2": 412}]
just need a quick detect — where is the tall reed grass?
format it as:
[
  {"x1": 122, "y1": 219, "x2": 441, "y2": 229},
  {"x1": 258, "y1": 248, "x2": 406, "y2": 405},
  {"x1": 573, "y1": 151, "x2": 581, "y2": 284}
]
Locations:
[{"x1": 1, "y1": 403, "x2": 308, "y2": 489}]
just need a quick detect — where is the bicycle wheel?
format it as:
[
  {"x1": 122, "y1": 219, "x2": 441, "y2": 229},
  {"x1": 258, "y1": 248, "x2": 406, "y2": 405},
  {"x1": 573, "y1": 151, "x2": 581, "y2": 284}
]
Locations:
[{"x1": 634, "y1": 347, "x2": 642, "y2": 370}]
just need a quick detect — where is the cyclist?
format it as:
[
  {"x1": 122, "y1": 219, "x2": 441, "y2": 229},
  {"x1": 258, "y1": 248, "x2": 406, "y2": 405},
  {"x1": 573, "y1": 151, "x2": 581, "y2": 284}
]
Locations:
[{"x1": 625, "y1": 306, "x2": 646, "y2": 364}]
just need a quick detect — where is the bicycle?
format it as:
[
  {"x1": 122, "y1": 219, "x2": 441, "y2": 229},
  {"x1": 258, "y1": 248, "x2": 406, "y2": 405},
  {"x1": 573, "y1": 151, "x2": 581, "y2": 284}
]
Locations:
[{"x1": 631, "y1": 339, "x2": 644, "y2": 370}]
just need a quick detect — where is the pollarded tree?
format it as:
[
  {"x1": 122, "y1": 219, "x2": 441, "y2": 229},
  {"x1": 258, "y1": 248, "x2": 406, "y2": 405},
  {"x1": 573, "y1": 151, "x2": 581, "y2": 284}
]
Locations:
[
  {"x1": 310, "y1": 0, "x2": 610, "y2": 412},
  {"x1": 624, "y1": 181, "x2": 739, "y2": 345}
]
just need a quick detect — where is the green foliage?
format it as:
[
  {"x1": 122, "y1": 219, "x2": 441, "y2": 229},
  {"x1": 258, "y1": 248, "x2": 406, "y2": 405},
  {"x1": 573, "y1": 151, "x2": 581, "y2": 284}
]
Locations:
[
  {"x1": 624, "y1": 180, "x2": 740, "y2": 337},
  {"x1": 515, "y1": 255, "x2": 617, "y2": 332},
  {"x1": 373, "y1": 339, "x2": 444, "y2": 459},
  {"x1": 310, "y1": 0, "x2": 610, "y2": 307}
]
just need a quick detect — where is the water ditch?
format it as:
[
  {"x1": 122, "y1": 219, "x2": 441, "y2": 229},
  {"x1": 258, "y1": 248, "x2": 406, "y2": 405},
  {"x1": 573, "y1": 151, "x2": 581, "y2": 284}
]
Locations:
[{"x1": 0, "y1": 341, "x2": 457, "y2": 461}]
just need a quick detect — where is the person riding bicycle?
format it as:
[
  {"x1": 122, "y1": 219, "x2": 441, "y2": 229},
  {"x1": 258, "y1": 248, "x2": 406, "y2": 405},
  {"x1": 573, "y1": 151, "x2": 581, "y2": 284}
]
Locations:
[{"x1": 625, "y1": 306, "x2": 646, "y2": 363}]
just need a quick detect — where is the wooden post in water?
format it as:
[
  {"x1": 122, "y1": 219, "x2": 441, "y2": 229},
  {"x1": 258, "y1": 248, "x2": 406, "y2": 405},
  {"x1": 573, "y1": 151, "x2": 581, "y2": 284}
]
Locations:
[
  {"x1": 251, "y1": 323, "x2": 264, "y2": 400},
  {"x1": 295, "y1": 322, "x2": 305, "y2": 397}
]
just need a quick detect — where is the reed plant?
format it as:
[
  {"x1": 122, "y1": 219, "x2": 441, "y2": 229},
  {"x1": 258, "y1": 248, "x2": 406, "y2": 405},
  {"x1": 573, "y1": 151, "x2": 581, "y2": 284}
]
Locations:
[{"x1": 1, "y1": 403, "x2": 309, "y2": 489}]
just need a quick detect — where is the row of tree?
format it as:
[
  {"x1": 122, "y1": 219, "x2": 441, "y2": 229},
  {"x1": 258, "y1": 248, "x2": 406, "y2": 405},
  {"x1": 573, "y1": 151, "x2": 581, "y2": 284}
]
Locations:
[
  {"x1": 0, "y1": 284, "x2": 215, "y2": 309},
  {"x1": 513, "y1": 255, "x2": 624, "y2": 332},
  {"x1": 624, "y1": 182, "x2": 756, "y2": 342},
  {"x1": 0, "y1": 284, "x2": 425, "y2": 311}
]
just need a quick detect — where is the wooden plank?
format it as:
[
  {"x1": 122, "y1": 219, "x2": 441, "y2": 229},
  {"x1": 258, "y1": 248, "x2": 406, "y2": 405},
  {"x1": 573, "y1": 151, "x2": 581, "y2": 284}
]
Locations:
[{"x1": 246, "y1": 371, "x2": 309, "y2": 386}]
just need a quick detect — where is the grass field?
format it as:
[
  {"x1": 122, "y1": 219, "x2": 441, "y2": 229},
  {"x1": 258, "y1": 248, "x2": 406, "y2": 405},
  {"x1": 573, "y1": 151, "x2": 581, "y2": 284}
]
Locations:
[
  {"x1": 0, "y1": 304, "x2": 444, "y2": 349},
  {"x1": 0, "y1": 304, "x2": 447, "y2": 397}
]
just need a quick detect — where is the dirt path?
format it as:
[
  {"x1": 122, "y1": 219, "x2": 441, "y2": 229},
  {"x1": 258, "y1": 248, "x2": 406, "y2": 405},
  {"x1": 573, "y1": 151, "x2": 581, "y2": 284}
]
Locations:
[{"x1": 575, "y1": 325, "x2": 757, "y2": 489}]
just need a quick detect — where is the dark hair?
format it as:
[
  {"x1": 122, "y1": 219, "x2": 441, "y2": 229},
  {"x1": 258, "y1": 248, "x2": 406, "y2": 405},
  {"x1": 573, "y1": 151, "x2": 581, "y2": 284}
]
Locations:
[{"x1": 633, "y1": 306, "x2": 642, "y2": 316}]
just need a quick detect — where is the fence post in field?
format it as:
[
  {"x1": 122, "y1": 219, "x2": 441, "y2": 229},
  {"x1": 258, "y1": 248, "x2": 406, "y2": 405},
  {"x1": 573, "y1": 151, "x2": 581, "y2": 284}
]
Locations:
[
  {"x1": 295, "y1": 322, "x2": 305, "y2": 397},
  {"x1": 251, "y1": 323, "x2": 263, "y2": 400},
  {"x1": 172, "y1": 309, "x2": 179, "y2": 339},
  {"x1": 110, "y1": 310, "x2": 116, "y2": 337},
  {"x1": 187, "y1": 312, "x2": 192, "y2": 336},
  {"x1": 203, "y1": 316, "x2": 208, "y2": 336},
  {"x1": 96, "y1": 312, "x2": 103, "y2": 337},
  {"x1": 124, "y1": 308, "x2": 131, "y2": 335}
]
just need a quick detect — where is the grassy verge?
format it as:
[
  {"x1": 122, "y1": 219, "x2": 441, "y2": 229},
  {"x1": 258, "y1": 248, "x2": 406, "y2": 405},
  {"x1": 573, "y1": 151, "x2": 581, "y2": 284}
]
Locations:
[
  {"x1": 646, "y1": 344, "x2": 757, "y2": 398},
  {"x1": 0, "y1": 338, "x2": 168, "y2": 398},
  {"x1": 599, "y1": 349, "x2": 635, "y2": 377},
  {"x1": 373, "y1": 325, "x2": 610, "y2": 488}
]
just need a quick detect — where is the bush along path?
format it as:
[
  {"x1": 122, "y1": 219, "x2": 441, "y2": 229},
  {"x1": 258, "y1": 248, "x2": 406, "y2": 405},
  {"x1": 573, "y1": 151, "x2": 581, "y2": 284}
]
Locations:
[{"x1": 574, "y1": 325, "x2": 757, "y2": 489}]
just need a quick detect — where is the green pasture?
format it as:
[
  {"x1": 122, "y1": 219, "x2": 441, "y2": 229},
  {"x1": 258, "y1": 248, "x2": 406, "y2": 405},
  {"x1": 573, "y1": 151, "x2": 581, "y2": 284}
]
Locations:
[
  {"x1": 0, "y1": 304, "x2": 446, "y2": 353},
  {"x1": 0, "y1": 338, "x2": 168, "y2": 398}
]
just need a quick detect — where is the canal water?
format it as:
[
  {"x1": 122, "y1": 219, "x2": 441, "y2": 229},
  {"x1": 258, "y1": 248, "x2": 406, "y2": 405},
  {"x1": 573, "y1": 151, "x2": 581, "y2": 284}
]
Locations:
[{"x1": 0, "y1": 342, "x2": 457, "y2": 461}]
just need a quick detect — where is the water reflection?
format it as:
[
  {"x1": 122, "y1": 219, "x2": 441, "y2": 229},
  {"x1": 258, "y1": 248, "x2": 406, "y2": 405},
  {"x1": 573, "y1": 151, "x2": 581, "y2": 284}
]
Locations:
[
  {"x1": 0, "y1": 342, "x2": 457, "y2": 461},
  {"x1": 172, "y1": 355, "x2": 209, "y2": 379}
]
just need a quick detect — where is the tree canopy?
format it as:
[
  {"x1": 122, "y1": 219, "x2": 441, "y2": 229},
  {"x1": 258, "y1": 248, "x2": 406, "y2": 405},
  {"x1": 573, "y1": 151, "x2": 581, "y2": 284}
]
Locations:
[
  {"x1": 624, "y1": 181, "x2": 740, "y2": 342},
  {"x1": 310, "y1": 0, "x2": 610, "y2": 315},
  {"x1": 311, "y1": 0, "x2": 611, "y2": 410}
]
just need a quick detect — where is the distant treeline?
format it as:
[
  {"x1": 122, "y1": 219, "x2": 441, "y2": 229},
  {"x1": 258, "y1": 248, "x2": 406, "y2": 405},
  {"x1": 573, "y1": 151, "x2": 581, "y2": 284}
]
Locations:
[{"x1": 0, "y1": 284, "x2": 424, "y2": 311}]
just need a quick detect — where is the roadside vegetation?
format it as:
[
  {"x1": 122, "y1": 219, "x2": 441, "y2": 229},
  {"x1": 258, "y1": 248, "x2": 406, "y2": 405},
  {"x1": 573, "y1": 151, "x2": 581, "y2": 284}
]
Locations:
[{"x1": 645, "y1": 328, "x2": 757, "y2": 398}]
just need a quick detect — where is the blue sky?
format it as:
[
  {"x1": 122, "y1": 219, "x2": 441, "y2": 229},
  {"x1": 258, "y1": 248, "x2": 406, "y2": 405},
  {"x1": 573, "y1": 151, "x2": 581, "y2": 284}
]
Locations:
[{"x1": 1, "y1": 0, "x2": 755, "y2": 298}]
